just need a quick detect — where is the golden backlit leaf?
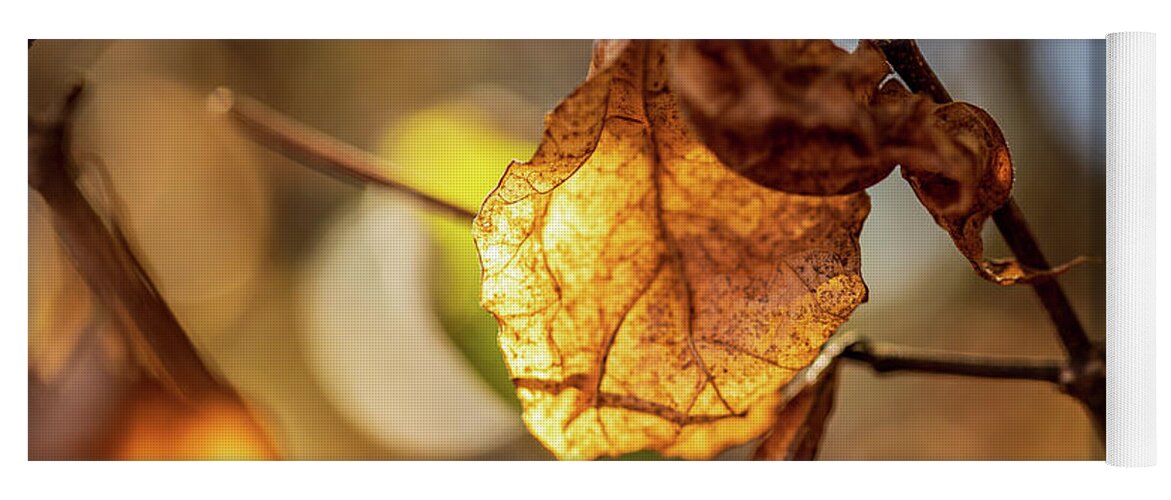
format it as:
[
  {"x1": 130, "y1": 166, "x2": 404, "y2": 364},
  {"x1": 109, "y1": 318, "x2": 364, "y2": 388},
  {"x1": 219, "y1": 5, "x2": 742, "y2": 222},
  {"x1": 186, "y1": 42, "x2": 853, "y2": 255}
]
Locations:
[{"x1": 472, "y1": 40, "x2": 869, "y2": 460}]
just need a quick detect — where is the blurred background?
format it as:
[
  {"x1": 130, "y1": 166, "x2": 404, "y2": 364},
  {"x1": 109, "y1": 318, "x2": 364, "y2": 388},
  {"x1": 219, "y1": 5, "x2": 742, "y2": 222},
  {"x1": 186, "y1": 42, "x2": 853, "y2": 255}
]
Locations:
[{"x1": 27, "y1": 40, "x2": 1105, "y2": 460}]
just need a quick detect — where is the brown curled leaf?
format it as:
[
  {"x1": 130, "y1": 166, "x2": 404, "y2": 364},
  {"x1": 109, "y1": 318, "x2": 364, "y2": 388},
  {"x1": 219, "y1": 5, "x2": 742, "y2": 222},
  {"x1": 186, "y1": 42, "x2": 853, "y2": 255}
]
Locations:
[
  {"x1": 473, "y1": 40, "x2": 869, "y2": 460},
  {"x1": 668, "y1": 40, "x2": 897, "y2": 196},
  {"x1": 883, "y1": 83, "x2": 1082, "y2": 283},
  {"x1": 870, "y1": 40, "x2": 1090, "y2": 284},
  {"x1": 891, "y1": 99, "x2": 1014, "y2": 276}
]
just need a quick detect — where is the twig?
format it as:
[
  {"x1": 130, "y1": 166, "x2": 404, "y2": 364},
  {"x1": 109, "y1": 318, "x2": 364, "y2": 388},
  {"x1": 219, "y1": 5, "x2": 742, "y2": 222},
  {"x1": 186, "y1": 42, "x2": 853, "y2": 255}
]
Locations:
[
  {"x1": 873, "y1": 39, "x2": 1104, "y2": 443},
  {"x1": 207, "y1": 87, "x2": 479, "y2": 221},
  {"x1": 29, "y1": 81, "x2": 227, "y2": 401},
  {"x1": 872, "y1": 40, "x2": 954, "y2": 104},
  {"x1": 991, "y1": 199, "x2": 1096, "y2": 362},
  {"x1": 788, "y1": 331, "x2": 1066, "y2": 385},
  {"x1": 841, "y1": 337, "x2": 1066, "y2": 383}
]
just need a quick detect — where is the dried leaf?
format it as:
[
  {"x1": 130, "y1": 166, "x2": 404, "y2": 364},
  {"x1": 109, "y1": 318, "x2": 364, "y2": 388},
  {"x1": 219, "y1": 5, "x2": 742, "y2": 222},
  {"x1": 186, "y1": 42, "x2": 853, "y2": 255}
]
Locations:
[
  {"x1": 880, "y1": 76, "x2": 1083, "y2": 283},
  {"x1": 752, "y1": 362, "x2": 839, "y2": 460},
  {"x1": 886, "y1": 94, "x2": 1014, "y2": 281},
  {"x1": 473, "y1": 40, "x2": 869, "y2": 460}
]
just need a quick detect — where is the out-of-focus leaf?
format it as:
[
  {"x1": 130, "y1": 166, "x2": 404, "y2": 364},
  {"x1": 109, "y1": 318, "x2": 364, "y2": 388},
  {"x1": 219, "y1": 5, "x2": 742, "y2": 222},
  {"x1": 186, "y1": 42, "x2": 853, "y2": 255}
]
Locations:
[
  {"x1": 473, "y1": 40, "x2": 869, "y2": 460},
  {"x1": 69, "y1": 69, "x2": 270, "y2": 338},
  {"x1": 670, "y1": 39, "x2": 1075, "y2": 285},
  {"x1": 669, "y1": 40, "x2": 897, "y2": 197},
  {"x1": 29, "y1": 83, "x2": 225, "y2": 400}
]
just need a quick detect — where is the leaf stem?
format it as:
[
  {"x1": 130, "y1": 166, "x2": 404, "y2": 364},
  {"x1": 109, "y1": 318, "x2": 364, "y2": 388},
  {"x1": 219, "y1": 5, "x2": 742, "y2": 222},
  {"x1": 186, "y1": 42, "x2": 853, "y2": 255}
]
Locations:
[
  {"x1": 873, "y1": 39, "x2": 1104, "y2": 443},
  {"x1": 208, "y1": 87, "x2": 479, "y2": 221},
  {"x1": 754, "y1": 362, "x2": 840, "y2": 460},
  {"x1": 872, "y1": 40, "x2": 954, "y2": 104}
]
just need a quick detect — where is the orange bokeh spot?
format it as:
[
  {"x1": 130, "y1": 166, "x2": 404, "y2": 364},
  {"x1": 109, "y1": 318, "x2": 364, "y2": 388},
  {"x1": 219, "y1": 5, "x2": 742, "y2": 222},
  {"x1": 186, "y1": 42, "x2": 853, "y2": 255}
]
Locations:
[{"x1": 112, "y1": 389, "x2": 278, "y2": 461}]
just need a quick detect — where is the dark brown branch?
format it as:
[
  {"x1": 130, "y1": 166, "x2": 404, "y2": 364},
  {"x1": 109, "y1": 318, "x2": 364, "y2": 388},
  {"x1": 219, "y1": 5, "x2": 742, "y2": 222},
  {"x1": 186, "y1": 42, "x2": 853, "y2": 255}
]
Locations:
[
  {"x1": 841, "y1": 338, "x2": 1066, "y2": 383},
  {"x1": 991, "y1": 198, "x2": 1096, "y2": 362},
  {"x1": 208, "y1": 87, "x2": 479, "y2": 221},
  {"x1": 873, "y1": 39, "x2": 1104, "y2": 442},
  {"x1": 872, "y1": 40, "x2": 954, "y2": 104},
  {"x1": 30, "y1": 81, "x2": 227, "y2": 401},
  {"x1": 788, "y1": 331, "x2": 1067, "y2": 385}
]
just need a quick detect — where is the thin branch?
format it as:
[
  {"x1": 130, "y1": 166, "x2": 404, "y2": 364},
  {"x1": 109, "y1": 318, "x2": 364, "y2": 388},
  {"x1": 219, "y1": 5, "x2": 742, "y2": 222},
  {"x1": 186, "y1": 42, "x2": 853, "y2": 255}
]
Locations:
[
  {"x1": 872, "y1": 40, "x2": 954, "y2": 104},
  {"x1": 786, "y1": 331, "x2": 1067, "y2": 386},
  {"x1": 873, "y1": 39, "x2": 1104, "y2": 442},
  {"x1": 991, "y1": 198, "x2": 1096, "y2": 362},
  {"x1": 841, "y1": 338, "x2": 1066, "y2": 383},
  {"x1": 30, "y1": 81, "x2": 227, "y2": 401},
  {"x1": 208, "y1": 87, "x2": 479, "y2": 221}
]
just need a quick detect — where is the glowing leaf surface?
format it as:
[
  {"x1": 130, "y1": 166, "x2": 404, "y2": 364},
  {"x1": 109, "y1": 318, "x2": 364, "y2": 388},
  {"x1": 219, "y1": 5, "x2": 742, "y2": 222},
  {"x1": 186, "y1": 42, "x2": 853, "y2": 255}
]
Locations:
[{"x1": 473, "y1": 41, "x2": 869, "y2": 460}]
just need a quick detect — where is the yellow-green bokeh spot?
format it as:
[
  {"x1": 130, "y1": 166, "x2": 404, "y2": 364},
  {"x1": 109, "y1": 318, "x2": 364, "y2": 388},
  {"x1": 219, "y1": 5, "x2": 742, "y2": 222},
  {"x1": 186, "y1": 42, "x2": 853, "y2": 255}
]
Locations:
[{"x1": 381, "y1": 103, "x2": 536, "y2": 404}]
